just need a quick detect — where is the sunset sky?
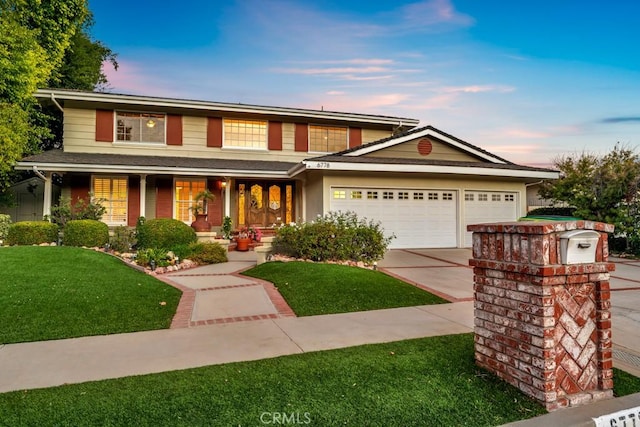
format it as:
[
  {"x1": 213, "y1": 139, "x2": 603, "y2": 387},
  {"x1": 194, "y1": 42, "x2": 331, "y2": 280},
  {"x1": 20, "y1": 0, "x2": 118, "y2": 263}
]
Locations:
[{"x1": 89, "y1": 0, "x2": 640, "y2": 165}]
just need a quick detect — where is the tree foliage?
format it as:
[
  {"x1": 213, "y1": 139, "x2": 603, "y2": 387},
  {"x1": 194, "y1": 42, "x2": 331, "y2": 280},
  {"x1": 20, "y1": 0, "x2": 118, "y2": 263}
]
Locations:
[
  {"x1": 539, "y1": 145, "x2": 640, "y2": 237},
  {"x1": 0, "y1": 0, "x2": 116, "y2": 190}
]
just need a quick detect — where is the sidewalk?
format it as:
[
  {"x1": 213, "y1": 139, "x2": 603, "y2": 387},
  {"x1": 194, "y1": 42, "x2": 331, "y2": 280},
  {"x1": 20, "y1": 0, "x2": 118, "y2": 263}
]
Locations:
[{"x1": 0, "y1": 302, "x2": 473, "y2": 393}]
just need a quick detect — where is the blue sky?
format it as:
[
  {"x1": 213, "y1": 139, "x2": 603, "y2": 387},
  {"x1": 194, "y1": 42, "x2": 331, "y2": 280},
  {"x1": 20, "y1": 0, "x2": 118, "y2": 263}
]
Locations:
[{"x1": 88, "y1": 0, "x2": 640, "y2": 165}]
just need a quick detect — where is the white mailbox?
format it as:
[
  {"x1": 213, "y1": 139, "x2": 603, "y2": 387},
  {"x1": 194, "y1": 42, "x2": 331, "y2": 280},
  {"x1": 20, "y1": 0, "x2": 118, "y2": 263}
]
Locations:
[{"x1": 559, "y1": 230, "x2": 600, "y2": 264}]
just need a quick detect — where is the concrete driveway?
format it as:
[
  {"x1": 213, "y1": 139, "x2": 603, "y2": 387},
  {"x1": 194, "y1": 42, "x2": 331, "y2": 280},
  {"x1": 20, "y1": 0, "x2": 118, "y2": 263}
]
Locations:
[{"x1": 379, "y1": 248, "x2": 640, "y2": 376}]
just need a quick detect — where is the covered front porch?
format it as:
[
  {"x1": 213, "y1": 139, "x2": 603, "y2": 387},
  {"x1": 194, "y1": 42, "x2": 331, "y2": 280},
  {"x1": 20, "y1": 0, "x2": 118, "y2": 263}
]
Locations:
[{"x1": 14, "y1": 150, "x2": 304, "y2": 232}]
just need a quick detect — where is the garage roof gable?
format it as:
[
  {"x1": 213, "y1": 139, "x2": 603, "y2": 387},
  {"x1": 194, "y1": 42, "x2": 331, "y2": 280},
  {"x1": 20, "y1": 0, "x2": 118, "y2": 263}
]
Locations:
[{"x1": 340, "y1": 126, "x2": 511, "y2": 164}]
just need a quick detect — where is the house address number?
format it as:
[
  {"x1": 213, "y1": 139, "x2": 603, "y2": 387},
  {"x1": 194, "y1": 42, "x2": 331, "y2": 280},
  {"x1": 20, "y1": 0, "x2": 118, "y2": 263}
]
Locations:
[
  {"x1": 593, "y1": 405, "x2": 640, "y2": 427},
  {"x1": 315, "y1": 162, "x2": 331, "y2": 169}
]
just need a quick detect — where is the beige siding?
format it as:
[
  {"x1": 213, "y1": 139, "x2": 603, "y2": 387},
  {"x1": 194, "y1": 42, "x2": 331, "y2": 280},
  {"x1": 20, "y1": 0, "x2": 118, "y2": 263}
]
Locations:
[
  {"x1": 62, "y1": 108, "x2": 393, "y2": 162},
  {"x1": 145, "y1": 177, "x2": 156, "y2": 220},
  {"x1": 282, "y1": 123, "x2": 295, "y2": 152},
  {"x1": 365, "y1": 138, "x2": 482, "y2": 162},
  {"x1": 362, "y1": 129, "x2": 391, "y2": 144},
  {"x1": 304, "y1": 172, "x2": 324, "y2": 221}
]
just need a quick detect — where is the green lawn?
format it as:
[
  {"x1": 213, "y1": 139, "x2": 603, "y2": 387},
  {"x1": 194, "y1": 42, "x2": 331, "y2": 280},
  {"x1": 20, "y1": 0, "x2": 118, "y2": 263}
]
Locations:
[
  {"x1": 242, "y1": 261, "x2": 449, "y2": 316},
  {"x1": 0, "y1": 334, "x2": 551, "y2": 426},
  {"x1": 0, "y1": 246, "x2": 181, "y2": 344}
]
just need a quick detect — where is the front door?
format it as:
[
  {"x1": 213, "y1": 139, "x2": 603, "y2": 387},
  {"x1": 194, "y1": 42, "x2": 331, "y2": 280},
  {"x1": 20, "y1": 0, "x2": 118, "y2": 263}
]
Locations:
[{"x1": 237, "y1": 181, "x2": 295, "y2": 228}]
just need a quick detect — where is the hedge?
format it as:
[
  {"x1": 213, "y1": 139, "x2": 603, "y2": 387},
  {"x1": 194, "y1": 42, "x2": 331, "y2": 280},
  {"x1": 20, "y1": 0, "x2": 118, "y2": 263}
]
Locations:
[
  {"x1": 63, "y1": 220, "x2": 109, "y2": 247},
  {"x1": 136, "y1": 218, "x2": 197, "y2": 249},
  {"x1": 0, "y1": 214, "x2": 11, "y2": 242},
  {"x1": 6, "y1": 221, "x2": 59, "y2": 245}
]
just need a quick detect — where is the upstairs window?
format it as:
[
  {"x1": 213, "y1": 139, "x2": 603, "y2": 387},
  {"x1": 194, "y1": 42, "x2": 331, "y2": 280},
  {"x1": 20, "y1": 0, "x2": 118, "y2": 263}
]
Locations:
[
  {"x1": 116, "y1": 112, "x2": 165, "y2": 143},
  {"x1": 224, "y1": 119, "x2": 267, "y2": 149},
  {"x1": 309, "y1": 125, "x2": 347, "y2": 152}
]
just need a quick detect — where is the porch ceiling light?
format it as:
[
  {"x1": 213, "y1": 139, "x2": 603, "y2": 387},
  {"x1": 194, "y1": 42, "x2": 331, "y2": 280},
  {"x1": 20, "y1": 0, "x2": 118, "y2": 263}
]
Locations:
[{"x1": 146, "y1": 119, "x2": 156, "y2": 128}]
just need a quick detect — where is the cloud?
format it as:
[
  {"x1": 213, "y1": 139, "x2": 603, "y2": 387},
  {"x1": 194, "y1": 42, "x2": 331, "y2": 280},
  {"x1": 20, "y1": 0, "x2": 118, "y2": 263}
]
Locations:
[
  {"x1": 600, "y1": 116, "x2": 640, "y2": 124},
  {"x1": 277, "y1": 66, "x2": 390, "y2": 75},
  {"x1": 441, "y1": 85, "x2": 515, "y2": 94},
  {"x1": 481, "y1": 144, "x2": 545, "y2": 154},
  {"x1": 307, "y1": 93, "x2": 412, "y2": 112},
  {"x1": 399, "y1": 0, "x2": 475, "y2": 30}
]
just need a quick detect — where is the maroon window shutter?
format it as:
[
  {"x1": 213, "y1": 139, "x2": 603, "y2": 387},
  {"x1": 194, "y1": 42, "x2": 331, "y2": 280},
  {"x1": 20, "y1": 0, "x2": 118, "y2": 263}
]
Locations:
[
  {"x1": 95, "y1": 110, "x2": 114, "y2": 142},
  {"x1": 207, "y1": 117, "x2": 223, "y2": 147},
  {"x1": 127, "y1": 176, "x2": 140, "y2": 226},
  {"x1": 294, "y1": 123, "x2": 308, "y2": 152},
  {"x1": 155, "y1": 178, "x2": 173, "y2": 219},
  {"x1": 268, "y1": 121, "x2": 283, "y2": 151},
  {"x1": 348, "y1": 127, "x2": 362, "y2": 149},
  {"x1": 207, "y1": 179, "x2": 223, "y2": 226},
  {"x1": 166, "y1": 114, "x2": 183, "y2": 146},
  {"x1": 70, "y1": 175, "x2": 91, "y2": 205}
]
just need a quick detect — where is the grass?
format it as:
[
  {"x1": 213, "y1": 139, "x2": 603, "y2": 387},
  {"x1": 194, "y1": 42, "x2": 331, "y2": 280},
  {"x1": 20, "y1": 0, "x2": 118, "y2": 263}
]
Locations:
[
  {"x1": 0, "y1": 334, "x2": 553, "y2": 426},
  {"x1": 613, "y1": 368, "x2": 640, "y2": 397},
  {"x1": 0, "y1": 246, "x2": 181, "y2": 344},
  {"x1": 242, "y1": 261, "x2": 449, "y2": 316}
]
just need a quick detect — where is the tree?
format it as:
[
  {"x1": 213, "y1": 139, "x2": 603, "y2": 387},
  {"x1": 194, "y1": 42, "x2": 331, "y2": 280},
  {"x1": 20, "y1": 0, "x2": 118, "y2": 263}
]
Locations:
[
  {"x1": 539, "y1": 145, "x2": 640, "y2": 245},
  {"x1": 0, "y1": 0, "x2": 89, "y2": 190},
  {"x1": 49, "y1": 14, "x2": 118, "y2": 92},
  {"x1": 40, "y1": 16, "x2": 118, "y2": 151}
]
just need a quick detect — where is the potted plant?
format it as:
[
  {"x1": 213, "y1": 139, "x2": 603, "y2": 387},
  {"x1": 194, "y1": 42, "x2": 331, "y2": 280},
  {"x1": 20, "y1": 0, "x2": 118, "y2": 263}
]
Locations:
[
  {"x1": 235, "y1": 226, "x2": 261, "y2": 251},
  {"x1": 222, "y1": 216, "x2": 232, "y2": 240},
  {"x1": 190, "y1": 189, "x2": 215, "y2": 232}
]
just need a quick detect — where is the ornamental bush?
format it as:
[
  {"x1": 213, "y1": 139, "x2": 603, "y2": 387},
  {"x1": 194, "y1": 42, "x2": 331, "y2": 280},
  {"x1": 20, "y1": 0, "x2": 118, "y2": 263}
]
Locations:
[
  {"x1": 63, "y1": 219, "x2": 109, "y2": 247},
  {"x1": 109, "y1": 226, "x2": 137, "y2": 252},
  {"x1": 136, "y1": 218, "x2": 197, "y2": 250},
  {"x1": 6, "y1": 221, "x2": 58, "y2": 245},
  {"x1": 273, "y1": 211, "x2": 392, "y2": 264},
  {"x1": 187, "y1": 242, "x2": 228, "y2": 265},
  {"x1": 0, "y1": 214, "x2": 11, "y2": 242}
]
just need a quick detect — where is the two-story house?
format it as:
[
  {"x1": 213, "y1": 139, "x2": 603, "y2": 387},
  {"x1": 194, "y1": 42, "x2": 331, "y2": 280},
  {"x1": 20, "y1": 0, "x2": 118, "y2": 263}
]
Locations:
[{"x1": 15, "y1": 89, "x2": 558, "y2": 249}]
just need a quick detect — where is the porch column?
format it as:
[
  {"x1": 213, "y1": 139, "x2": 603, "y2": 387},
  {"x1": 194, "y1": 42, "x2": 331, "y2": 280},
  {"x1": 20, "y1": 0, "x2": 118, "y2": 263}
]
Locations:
[
  {"x1": 139, "y1": 174, "x2": 147, "y2": 218},
  {"x1": 224, "y1": 177, "x2": 231, "y2": 218},
  {"x1": 42, "y1": 172, "x2": 53, "y2": 219}
]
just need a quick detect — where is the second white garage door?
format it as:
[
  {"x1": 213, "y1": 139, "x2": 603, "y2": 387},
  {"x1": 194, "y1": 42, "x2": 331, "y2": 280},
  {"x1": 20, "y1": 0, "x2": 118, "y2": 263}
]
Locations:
[
  {"x1": 330, "y1": 187, "x2": 458, "y2": 249},
  {"x1": 464, "y1": 191, "x2": 519, "y2": 246}
]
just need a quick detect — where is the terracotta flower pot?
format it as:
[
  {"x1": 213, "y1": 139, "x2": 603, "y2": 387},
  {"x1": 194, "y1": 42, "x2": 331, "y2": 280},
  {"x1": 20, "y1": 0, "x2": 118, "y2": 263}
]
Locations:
[
  {"x1": 236, "y1": 237, "x2": 251, "y2": 251},
  {"x1": 191, "y1": 214, "x2": 211, "y2": 232}
]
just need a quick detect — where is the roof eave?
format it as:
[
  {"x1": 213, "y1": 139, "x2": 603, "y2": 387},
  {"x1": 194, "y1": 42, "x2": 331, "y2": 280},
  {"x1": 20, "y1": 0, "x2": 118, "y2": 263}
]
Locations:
[
  {"x1": 343, "y1": 127, "x2": 508, "y2": 164},
  {"x1": 35, "y1": 89, "x2": 420, "y2": 127},
  {"x1": 301, "y1": 160, "x2": 560, "y2": 179},
  {"x1": 15, "y1": 161, "x2": 291, "y2": 179}
]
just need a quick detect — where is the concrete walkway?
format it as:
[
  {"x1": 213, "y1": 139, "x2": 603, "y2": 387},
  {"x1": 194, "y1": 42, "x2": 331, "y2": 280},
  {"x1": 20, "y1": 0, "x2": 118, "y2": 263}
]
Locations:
[{"x1": 0, "y1": 250, "x2": 474, "y2": 393}]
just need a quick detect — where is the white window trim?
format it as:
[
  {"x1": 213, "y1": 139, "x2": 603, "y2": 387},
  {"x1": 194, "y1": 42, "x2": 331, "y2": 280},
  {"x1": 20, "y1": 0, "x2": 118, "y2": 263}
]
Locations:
[
  {"x1": 92, "y1": 175, "x2": 128, "y2": 226},
  {"x1": 222, "y1": 118, "x2": 268, "y2": 150},
  {"x1": 114, "y1": 110, "x2": 167, "y2": 145},
  {"x1": 173, "y1": 177, "x2": 207, "y2": 224},
  {"x1": 308, "y1": 124, "x2": 349, "y2": 153}
]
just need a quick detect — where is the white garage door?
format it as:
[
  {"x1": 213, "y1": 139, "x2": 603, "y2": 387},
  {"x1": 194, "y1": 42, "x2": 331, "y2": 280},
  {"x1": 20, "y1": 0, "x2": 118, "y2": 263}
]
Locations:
[
  {"x1": 464, "y1": 191, "x2": 518, "y2": 246},
  {"x1": 330, "y1": 188, "x2": 458, "y2": 249}
]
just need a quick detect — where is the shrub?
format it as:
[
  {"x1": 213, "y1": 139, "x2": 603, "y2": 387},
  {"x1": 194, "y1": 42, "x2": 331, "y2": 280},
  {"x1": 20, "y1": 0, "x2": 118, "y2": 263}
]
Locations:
[
  {"x1": 187, "y1": 242, "x2": 228, "y2": 265},
  {"x1": 0, "y1": 214, "x2": 11, "y2": 242},
  {"x1": 50, "y1": 194, "x2": 106, "y2": 228},
  {"x1": 274, "y1": 211, "x2": 392, "y2": 264},
  {"x1": 7, "y1": 221, "x2": 58, "y2": 245},
  {"x1": 136, "y1": 218, "x2": 197, "y2": 249},
  {"x1": 527, "y1": 207, "x2": 578, "y2": 217},
  {"x1": 63, "y1": 220, "x2": 109, "y2": 247},
  {"x1": 109, "y1": 226, "x2": 137, "y2": 252},
  {"x1": 136, "y1": 248, "x2": 172, "y2": 268}
]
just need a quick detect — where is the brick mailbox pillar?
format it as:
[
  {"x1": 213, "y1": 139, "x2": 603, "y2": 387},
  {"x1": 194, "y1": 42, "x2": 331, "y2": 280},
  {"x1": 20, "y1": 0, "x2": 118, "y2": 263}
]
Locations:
[{"x1": 468, "y1": 221, "x2": 615, "y2": 411}]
